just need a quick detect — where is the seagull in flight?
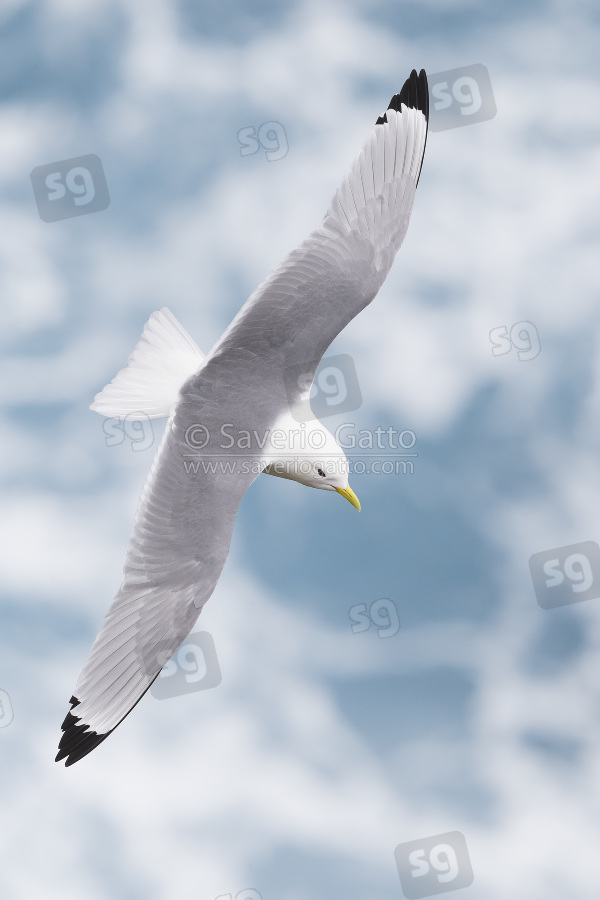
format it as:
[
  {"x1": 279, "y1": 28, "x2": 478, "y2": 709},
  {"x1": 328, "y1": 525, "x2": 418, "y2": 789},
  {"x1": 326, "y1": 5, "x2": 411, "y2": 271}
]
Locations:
[{"x1": 56, "y1": 69, "x2": 429, "y2": 765}]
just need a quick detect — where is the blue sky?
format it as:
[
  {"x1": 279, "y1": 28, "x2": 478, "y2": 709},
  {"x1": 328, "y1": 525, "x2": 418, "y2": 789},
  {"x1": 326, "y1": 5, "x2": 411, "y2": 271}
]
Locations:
[{"x1": 1, "y1": 1, "x2": 600, "y2": 898}]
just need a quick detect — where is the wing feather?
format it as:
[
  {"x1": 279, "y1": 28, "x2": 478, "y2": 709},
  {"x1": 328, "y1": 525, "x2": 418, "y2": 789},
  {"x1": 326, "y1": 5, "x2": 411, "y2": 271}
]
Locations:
[{"x1": 206, "y1": 70, "x2": 428, "y2": 399}]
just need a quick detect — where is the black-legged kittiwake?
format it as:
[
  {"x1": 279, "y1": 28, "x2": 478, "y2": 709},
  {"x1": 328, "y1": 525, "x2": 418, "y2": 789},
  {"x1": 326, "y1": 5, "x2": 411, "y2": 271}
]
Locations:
[{"x1": 56, "y1": 69, "x2": 429, "y2": 766}]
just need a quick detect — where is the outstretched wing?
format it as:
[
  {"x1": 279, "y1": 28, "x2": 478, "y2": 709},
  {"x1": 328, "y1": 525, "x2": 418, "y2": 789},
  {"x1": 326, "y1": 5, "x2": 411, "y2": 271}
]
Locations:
[
  {"x1": 56, "y1": 394, "x2": 263, "y2": 766},
  {"x1": 206, "y1": 69, "x2": 429, "y2": 403},
  {"x1": 57, "y1": 69, "x2": 428, "y2": 766}
]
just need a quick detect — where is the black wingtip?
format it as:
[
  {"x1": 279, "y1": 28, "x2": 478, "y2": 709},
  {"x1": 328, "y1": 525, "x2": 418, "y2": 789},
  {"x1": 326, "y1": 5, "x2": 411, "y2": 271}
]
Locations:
[
  {"x1": 375, "y1": 69, "x2": 429, "y2": 185},
  {"x1": 55, "y1": 695, "x2": 111, "y2": 767},
  {"x1": 56, "y1": 673, "x2": 161, "y2": 767},
  {"x1": 376, "y1": 68, "x2": 429, "y2": 125}
]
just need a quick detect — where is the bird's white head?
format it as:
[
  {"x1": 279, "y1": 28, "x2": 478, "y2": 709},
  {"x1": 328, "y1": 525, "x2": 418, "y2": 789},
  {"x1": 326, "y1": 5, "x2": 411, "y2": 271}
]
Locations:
[{"x1": 263, "y1": 415, "x2": 360, "y2": 510}]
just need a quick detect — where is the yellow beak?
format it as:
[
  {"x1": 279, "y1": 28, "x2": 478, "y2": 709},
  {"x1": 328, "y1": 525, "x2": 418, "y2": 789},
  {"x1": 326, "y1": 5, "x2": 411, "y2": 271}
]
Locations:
[{"x1": 335, "y1": 484, "x2": 361, "y2": 511}]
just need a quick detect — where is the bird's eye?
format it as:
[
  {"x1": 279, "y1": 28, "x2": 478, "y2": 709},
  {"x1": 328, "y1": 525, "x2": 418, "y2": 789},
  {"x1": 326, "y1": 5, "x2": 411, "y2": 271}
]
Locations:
[{"x1": 317, "y1": 467, "x2": 326, "y2": 477}]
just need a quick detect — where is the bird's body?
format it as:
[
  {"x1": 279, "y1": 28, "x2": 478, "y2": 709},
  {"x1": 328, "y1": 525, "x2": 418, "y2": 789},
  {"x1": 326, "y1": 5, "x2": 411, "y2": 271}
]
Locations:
[{"x1": 57, "y1": 69, "x2": 429, "y2": 765}]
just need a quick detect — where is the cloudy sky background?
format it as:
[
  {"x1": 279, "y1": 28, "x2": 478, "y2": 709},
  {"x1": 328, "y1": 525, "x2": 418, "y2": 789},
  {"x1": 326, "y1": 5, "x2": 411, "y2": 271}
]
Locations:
[{"x1": 1, "y1": 0, "x2": 600, "y2": 898}]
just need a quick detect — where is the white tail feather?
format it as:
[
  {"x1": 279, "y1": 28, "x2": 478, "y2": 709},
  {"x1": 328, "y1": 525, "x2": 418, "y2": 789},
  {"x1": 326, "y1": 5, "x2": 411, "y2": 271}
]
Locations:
[{"x1": 91, "y1": 308, "x2": 204, "y2": 420}]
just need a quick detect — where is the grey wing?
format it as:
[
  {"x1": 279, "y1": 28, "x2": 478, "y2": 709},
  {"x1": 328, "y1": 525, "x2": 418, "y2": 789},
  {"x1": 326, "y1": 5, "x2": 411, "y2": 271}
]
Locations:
[
  {"x1": 206, "y1": 69, "x2": 429, "y2": 402},
  {"x1": 56, "y1": 397, "x2": 260, "y2": 766}
]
